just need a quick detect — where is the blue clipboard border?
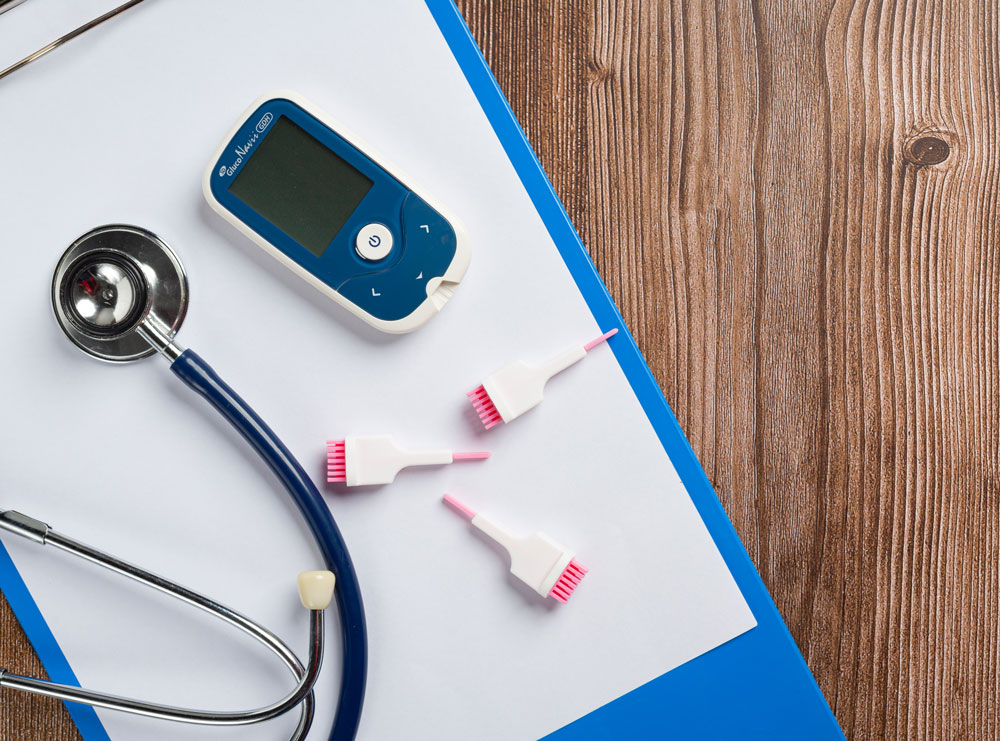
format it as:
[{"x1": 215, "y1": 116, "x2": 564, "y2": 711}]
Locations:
[
  {"x1": 0, "y1": 2, "x2": 844, "y2": 739},
  {"x1": 425, "y1": 1, "x2": 844, "y2": 738},
  {"x1": 0, "y1": 545, "x2": 110, "y2": 738}
]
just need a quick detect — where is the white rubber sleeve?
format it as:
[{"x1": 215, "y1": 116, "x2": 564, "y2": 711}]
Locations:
[
  {"x1": 471, "y1": 514, "x2": 572, "y2": 598},
  {"x1": 345, "y1": 435, "x2": 452, "y2": 486},
  {"x1": 482, "y1": 344, "x2": 587, "y2": 423}
]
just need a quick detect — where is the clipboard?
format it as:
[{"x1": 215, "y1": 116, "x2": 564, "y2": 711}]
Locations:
[{"x1": 0, "y1": 1, "x2": 844, "y2": 738}]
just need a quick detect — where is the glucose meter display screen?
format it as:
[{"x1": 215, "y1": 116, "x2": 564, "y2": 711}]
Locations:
[{"x1": 229, "y1": 117, "x2": 374, "y2": 257}]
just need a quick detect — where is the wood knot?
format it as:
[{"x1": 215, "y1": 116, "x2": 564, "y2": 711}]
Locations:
[
  {"x1": 903, "y1": 134, "x2": 953, "y2": 166},
  {"x1": 585, "y1": 56, "x2": 612, "y2": 84}
]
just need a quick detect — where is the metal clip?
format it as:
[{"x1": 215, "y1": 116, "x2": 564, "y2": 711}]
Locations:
[
  {"x1": 0, "y1": 1, "x2": 29, "y2": 17},
  {"x1": 0, "y1": 0, "x2": 150, "y2": 83}
]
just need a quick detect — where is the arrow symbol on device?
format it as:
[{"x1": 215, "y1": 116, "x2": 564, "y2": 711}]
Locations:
[
  {"x1": 371, "y1": 288, "x2": 381, "y2": 297},
  {"x1": 420, "y1": 224, "x2": 430, "y2": 233},
  {"x1": 416, "y1": 272, "x2": 423, "y2": 280}
]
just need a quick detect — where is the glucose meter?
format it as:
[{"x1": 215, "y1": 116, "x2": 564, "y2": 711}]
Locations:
[{"x1": 204, "y1": 92, "x2": 470, "y2": 333}]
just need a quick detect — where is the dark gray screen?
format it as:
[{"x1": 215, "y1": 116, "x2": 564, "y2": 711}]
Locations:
[{"x1": 229, "y1": 117, "x2": 374, "y2": 257}]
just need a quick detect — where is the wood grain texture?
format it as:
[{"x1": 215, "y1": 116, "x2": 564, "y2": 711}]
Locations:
[
  {"x1": 3, "y1": 1, "x2": 998, "y2": 739},
  {"x1": 457, "y1": 1, "x2": 1000, "y2": 739},
  {"x1": 0, "y1": 593, "x2": 79, "y2": 740}
]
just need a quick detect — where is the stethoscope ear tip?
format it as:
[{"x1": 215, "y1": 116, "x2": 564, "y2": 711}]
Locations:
[{"x1": 298, "y1": 571, "x2": 336, "y2": 611}]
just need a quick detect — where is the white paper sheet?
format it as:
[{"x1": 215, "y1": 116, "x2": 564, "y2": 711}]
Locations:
[{"x1": 0, "y1": 1, "x2": 756, "y2": 738}]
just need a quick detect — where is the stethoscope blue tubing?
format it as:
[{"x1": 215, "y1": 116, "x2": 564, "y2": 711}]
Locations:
[{"x1": 171, "y1": 349, "x2": 367, "y2": 741}]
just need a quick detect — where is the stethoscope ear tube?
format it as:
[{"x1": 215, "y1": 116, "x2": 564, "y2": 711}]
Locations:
[
  {"x1": 0, "y1": 507, "x2": 320, "y2": 735},
  {"x1": 169, "y1": 349, "x2": 367, "y2": 741}
]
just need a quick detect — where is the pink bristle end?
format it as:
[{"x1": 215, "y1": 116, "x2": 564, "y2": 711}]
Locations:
[
  {"x1": 466, "y1": 384, "x2": 503, "y2": 429},
  {"x1": 452, "y1": 451, "x2": 492, "y2": 461},
  {"x1": 326, "y1": 440, "x2": 346, "y2": 483},
  {"x1": 584, "y1": 328, "x2": 618, "y2": 352},
  {"x1": 443, "y1": 494, "x2": 476, "y2": 520},
  {"x1": 548, "y1": 560, "x2": 588, "y2": 603}
]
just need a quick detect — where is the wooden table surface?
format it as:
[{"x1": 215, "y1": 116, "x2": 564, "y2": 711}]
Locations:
[{"x1": 3, "y1": 1, "x2": 998, "y2": 739}]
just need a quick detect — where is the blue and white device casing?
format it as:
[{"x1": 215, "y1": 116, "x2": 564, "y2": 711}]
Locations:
[{"x1": 203, "y1": 91, "x2": 470, "y2": 334}]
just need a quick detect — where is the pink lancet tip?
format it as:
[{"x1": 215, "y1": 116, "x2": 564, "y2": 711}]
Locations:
[
  {"x1": 452, "y1": 451, "x2": 491, "y2": 461},
  {"x1": 584, "y1": 328, "x2": 619, "y2": 352},
  {"x1": 443, "y1": 494, "x2": 477, "y2": 520},
  {"x1": 549, "y1": 559, "x2": 588, "y2": 603},
  {"x1": 468, "y1": 384, "x2": 503, "y2": 429},
  {"x1": 326, "y1": 440, "x2": 347, "y2": 483}
]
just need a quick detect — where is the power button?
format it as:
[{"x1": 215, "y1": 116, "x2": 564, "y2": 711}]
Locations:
[{"x1": 355, "y1": 223, "x2": 393, "y2": 261}]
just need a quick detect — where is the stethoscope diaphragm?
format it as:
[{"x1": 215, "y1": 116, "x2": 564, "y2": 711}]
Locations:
[{"x1": 51, "y1": 225, "x2": 188, "y2": 363}]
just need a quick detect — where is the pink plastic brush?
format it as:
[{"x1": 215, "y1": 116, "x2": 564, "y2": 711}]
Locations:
[
  {"x1": 443, "y1": 494, "x2": 588, "y2": 604},
  {"x1": 468, "y1": 328, "x2": 618, "y2": 430},
  {"x1": 327, "y1": 435, "x2": 489, "y2": 486}
]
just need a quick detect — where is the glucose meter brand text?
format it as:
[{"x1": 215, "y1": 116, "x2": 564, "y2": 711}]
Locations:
[{"x1": 219, "y1": 112, "x2": 274, "y2": 177}]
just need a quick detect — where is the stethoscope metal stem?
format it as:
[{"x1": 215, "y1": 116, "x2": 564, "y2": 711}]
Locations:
[
  {"x1": 0, "y1": 509, "x2": 319, "y2": 736},
  {"x1": 0, "y1": 0, "x2": 150, "y2": 83},
  {"x1": 137, "y1": 313, "x2": 184, "y2": 362}
]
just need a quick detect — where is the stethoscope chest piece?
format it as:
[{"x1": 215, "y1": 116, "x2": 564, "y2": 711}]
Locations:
[{"x1": 52, "y1": 225, "x2": 188, "y2": 362}]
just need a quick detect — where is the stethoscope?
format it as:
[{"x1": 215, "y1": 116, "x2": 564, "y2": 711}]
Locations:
[{"x1": 0, "y1": 225, "x2": 368, "y2": 740}]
